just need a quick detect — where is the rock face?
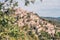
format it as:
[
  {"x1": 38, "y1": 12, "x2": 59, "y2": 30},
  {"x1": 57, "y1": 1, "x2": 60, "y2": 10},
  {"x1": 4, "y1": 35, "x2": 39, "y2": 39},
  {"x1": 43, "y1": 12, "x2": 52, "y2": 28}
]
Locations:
[{"x1": 14, "y1": 8, "x2": 56, "y2": 36}]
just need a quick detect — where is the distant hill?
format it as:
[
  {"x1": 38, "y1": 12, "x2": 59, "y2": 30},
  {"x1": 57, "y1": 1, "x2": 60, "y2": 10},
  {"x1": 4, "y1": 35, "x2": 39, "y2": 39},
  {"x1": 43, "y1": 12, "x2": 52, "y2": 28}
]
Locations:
[
  {"x1": 43, "y1": 17, "x2": 60, "y2": 21},
  {"x1": 42, "y1": 17, "x2": 60, "y2": 28}
]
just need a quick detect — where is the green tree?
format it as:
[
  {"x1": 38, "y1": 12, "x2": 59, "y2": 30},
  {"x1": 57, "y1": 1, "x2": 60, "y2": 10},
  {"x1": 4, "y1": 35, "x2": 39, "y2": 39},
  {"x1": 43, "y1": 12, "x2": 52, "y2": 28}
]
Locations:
[
  {"x1": 25, "y1": 0, "x2": 43, "y2": 6},
  {"x1": 0, "y1": 0, "x2": 43, "y2": 40}
]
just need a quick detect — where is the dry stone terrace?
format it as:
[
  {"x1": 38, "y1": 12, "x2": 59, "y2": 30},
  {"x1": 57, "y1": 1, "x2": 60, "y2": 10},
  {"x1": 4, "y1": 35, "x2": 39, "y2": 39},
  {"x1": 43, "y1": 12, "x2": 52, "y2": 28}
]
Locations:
[{"x1": 13, "y1": 8, "x2": 56, "y2": 36}]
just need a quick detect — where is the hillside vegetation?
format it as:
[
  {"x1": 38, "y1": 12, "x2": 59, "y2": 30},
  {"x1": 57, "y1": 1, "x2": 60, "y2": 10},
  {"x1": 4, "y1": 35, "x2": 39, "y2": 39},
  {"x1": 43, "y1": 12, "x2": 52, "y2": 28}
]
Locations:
[
  {"x1": 0, "y1": 0, "x2": 60, "y2": 40},
  {"x1": 0, "y1": 8, "x2": 60, "y2": 40}
]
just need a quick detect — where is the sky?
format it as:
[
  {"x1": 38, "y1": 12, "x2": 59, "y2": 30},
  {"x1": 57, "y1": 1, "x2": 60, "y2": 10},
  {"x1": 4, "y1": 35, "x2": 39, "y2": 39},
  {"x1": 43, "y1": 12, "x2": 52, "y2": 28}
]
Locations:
[
  {"x1": 17, "y1": 0, "x2": 60, "y2": 17},
  {"x1": 0, "y1": 0, "x2": 60, "y2": 17}
]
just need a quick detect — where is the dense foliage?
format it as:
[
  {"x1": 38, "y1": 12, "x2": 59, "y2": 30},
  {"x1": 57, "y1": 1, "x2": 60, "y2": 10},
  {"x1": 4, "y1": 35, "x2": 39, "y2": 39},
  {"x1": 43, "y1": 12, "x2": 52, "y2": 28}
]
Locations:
[
  {"x1": 0, "y1": 0, "x2": 39, "y2": 40},
  {"x1": 0, "y1": 0, "x2": 60, "y2": 40}
]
